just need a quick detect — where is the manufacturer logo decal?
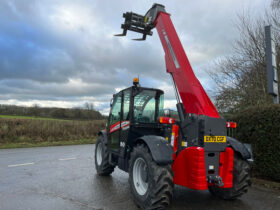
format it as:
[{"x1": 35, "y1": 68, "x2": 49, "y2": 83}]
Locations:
[{"x1": 110, "y1": 121, "x2": 130, "y2": 133}]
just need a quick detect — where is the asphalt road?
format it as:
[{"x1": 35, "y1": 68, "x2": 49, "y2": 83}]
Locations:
[{"x1": 0, "y1": 145, "x2": 279, "y2": 210}]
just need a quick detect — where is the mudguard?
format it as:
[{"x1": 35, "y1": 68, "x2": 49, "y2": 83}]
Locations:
[
  {"x1": 136, "y1": 135, "x2": 174, "y2": 165},
  {"x1": 227, "y1": 136, "x2": 253, "y2": 161},
  {"x1": 98, "y1": 130, "x2": 108, "y2": 144}
]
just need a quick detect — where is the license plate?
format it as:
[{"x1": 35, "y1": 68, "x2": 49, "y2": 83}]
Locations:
[{"x1": 204, "y1": 136, "x2": 226, "y2": 143}]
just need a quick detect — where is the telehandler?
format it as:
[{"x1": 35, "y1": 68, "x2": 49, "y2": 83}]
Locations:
[{"x1": 95, "y1": 4, "x2": 253, "y2": 209}]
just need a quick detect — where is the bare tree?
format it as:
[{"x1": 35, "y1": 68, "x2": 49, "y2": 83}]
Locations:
[
  {"x1": 84, "y1": 102, "x2": 95, "y2": 111},
  {"x1": 272, "y1": 0, "x2": 280, "y2": 9},
  {"x1": 84, "y1": 102, "x2": 90, "y2": 110},
  {"x1": 209, "y1": 2, "x2": 280, "y2": 113}
]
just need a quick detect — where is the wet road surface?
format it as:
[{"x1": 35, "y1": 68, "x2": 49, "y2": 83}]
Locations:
[{"x1": 0, "y1": 144, "x2": 279, "y2": 210}]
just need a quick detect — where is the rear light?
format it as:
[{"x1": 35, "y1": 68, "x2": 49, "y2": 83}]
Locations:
[
  {"x1": 226, "y1": 122, "x2": 237, "y2": 128},
  {"x1": 158, "y1": 116, "x2": 175, "y2": 124}
]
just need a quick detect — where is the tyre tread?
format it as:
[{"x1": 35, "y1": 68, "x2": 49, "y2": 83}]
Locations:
[
  {"x1": 129, "y1": 143, "x2": 174, "y2": 209},
  {"x1": 209, "y1": 153, "x2": 251, "y2": 200},
  {"x1": 95, "y1": 135, "x2": 115, "y2": 176}
]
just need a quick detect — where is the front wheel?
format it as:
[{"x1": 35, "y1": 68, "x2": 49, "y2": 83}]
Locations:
[
  {"x1": 209, "y1": 153, "x2": 251, "y2": 200},
  {"x1": 95, "y1": 135, "x2": 115, "y2": 176},
  {"x1": 129, "y1": 144, "x2": 174, "y2": 209}
]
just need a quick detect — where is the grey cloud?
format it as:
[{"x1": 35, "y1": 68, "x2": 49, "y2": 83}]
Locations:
[{"x1": 0, "y1": 0, "x2": 268, "y2": 113}]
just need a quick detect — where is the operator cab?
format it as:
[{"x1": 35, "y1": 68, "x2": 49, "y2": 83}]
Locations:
[
  {"x1": 108, "y1": 81, "x2": 164, "y2": 127},
  {"x1": 106, "y1": 78, "x2": 172, "y2": 169}
]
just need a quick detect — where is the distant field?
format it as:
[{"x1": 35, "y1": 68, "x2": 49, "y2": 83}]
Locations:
[
  {"x1": 0, "y1": 117, "x2": 106, "y2": 149},
  {"x1": 0, "y1": 115, "x2": 69, "y2": 121}
]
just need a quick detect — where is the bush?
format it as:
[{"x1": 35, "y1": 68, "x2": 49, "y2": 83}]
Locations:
[{"x1": 228, "y1": 104, "x2": 280, "y2": 181}]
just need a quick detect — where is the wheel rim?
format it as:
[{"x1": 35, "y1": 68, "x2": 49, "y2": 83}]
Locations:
[
  {"x1": 96, "y1": 142, "x2": 102, "y2": 166},
  {"x1": 133, "y1": 157, "x2": 148, "y2": 196}
]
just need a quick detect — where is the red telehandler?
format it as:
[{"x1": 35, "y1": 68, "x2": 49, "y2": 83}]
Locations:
[{"x1": 95, "y1": 4, "x2": 253, "y2": 209}]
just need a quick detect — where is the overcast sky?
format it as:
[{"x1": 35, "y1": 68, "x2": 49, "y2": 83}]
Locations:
[{"x1": 0, "y1": 0, "x2": 270, "y2": 114}]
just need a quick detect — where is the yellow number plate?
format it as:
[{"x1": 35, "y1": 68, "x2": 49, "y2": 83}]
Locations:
[{"x1": 204, "y1": 136, "x2": 226, "y2": 143}]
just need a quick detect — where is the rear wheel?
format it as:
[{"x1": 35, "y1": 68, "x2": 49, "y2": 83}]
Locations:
[
  {"x1": 129, "y1": 144, "x2": 174, "y2": 209},
  {"x1": 95, "y1": 135, "x2": 115, "y2": 176},
  {"x1": 209, "y1": 153, "x2": 251, "y2": 200}
]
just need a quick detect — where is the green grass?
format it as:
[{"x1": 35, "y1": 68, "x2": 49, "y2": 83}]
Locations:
[
  {"x1": 0, "y1": 115, "x2": 69, "y2": 121},
  {"x1": 0, "y1": 138, "x2": 97, "y2": 149}
]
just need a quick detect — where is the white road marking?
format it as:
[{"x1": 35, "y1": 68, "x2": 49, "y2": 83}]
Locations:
[
  {"x1": 8, "y1": 162, "x2": 34, "y2": 167},
  {"x1": 59, "y1": 157, "x2": 77, "y2": 161}
]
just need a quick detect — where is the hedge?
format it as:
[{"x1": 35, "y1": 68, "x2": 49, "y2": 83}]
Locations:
[{"x1": 227, "y1": 104, "x2": 280, "y2": 181}]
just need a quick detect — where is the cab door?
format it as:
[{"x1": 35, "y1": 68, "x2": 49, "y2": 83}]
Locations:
[
  {"x1": 118, "y1": 89, "x2": 131, "y2": 157},
  {"x1": 108, "y1": 93, "x2": 122, "y2": 152}
]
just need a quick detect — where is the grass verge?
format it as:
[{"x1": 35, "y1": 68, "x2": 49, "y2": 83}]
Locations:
[{"x1": 0, "y1": 139, "x2": 97, "y2": 149}]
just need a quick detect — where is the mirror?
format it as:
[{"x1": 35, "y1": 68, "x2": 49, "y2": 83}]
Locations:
[{"x1": 164, "y1": 109, "x2": 170, "y2": 117}]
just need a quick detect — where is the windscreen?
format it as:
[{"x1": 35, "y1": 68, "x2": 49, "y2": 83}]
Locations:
[{"x1": 133, "y1": 90, "x2": 163, "y2": 123}]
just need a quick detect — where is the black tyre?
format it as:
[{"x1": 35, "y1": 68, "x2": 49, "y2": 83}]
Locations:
[
  {"x1": 129, "y1": 144, "x2": 174, "y2": 210},
  {"x1": 209, "y1": 153, "x2": 251, "y2": 200},
  {"x1": 95, "y1": 135, "x2": 115, "y2": 176}
]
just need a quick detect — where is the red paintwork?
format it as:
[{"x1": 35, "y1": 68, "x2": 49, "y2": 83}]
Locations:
[
  {"x1": 154, "y1": 12, "x2": 220, "y2": 118},
  {"x1": 152, "y1": 11, "x2": 235, "y2": 190},
  {"x1": 172, "y1": 147, "x2": 208, "y2": 190},
  {"x1": 219, "y1": 147, "x2": 234, "y2": 188}
]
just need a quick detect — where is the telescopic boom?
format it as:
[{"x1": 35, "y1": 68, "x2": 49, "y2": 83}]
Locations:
[{"x1": 115, "y1": 4, "x2": 220, "y2": 118}]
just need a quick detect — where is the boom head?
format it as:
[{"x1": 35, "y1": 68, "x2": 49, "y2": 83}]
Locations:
[{"x1": 114, "y1": 4, "x2": 166, "y2": 41}]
